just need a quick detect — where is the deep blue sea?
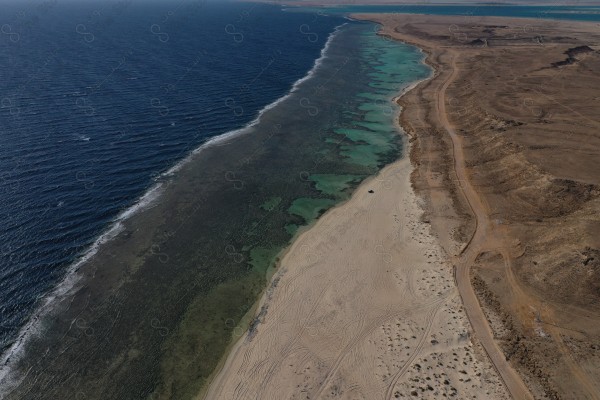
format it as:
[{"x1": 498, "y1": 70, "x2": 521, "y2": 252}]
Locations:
[{"x1": 0, "y1": 0, "x2": 345, "y2": 356}]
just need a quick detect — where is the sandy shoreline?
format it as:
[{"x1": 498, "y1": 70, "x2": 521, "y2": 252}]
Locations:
[
  {"x1": 203, "y1": 149, "x2": 509, "y2": 400},
  {"x1": 198, "y1": 57, "x2": 437, "y2": 400},
  {"x1": 203, "y1": 12, "x2": 600, "y2": 400},
  {"x1": 202, "y1": 70, "x2": 510, "y2": 399}
]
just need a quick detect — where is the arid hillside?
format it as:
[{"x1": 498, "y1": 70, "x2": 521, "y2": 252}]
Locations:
[{"x1": 357, "y1": 14, "x2": 600, "y2": 399}]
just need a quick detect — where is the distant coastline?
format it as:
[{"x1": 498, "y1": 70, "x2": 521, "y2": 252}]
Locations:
[
  {"x1": 265, "y1": 1, "x2": 600, "y2": 8},
  {"x1": 277, "y1": 2, "x2": 600, "y2": 22}
]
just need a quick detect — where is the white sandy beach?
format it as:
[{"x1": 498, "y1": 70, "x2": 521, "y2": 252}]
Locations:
[{"x1": 202, "y1": 138, "x2": 510, "y2": 399}]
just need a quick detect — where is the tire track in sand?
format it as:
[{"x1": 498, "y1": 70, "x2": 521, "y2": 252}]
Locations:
[
  {"x1": 310, "y1": 291, "x2": 453, "y2": 400},
  {"x1": 384, "y1": 305, "x2": 440, "y2": 400}
]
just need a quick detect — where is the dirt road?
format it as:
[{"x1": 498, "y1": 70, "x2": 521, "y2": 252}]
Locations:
[{"x1": 436, "y1": 50, "x2": 534, "y2": 400}]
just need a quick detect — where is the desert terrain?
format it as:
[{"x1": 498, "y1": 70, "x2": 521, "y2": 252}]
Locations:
[{"x1": 359, "y1": 13, "x2": 600, "y2": 399}]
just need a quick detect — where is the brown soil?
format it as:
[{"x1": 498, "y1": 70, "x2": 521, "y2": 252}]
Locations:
[{"x1": 355, "y1": 13, "x2": 600, "y2": 400}]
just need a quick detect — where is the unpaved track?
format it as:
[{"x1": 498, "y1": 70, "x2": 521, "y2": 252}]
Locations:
[
  {"x1": 438, "y1": 48, "x2": 600, "y2": 400},
  {"x1": 436, "y1": 50, "x2": 534, "y2": 400}
]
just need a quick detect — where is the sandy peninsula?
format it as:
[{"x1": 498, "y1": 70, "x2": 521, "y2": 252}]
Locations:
[{"x1": 203, "y1": 13, "x2": 600, "y2": 400}]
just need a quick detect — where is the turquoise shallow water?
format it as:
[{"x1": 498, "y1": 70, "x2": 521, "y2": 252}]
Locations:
[
  {"x1": 287, "y1": 5, "x2": 600, "y2": 22},
  {"x1": 2, "y1": 21, "x2": 431, "y2": 399}
]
